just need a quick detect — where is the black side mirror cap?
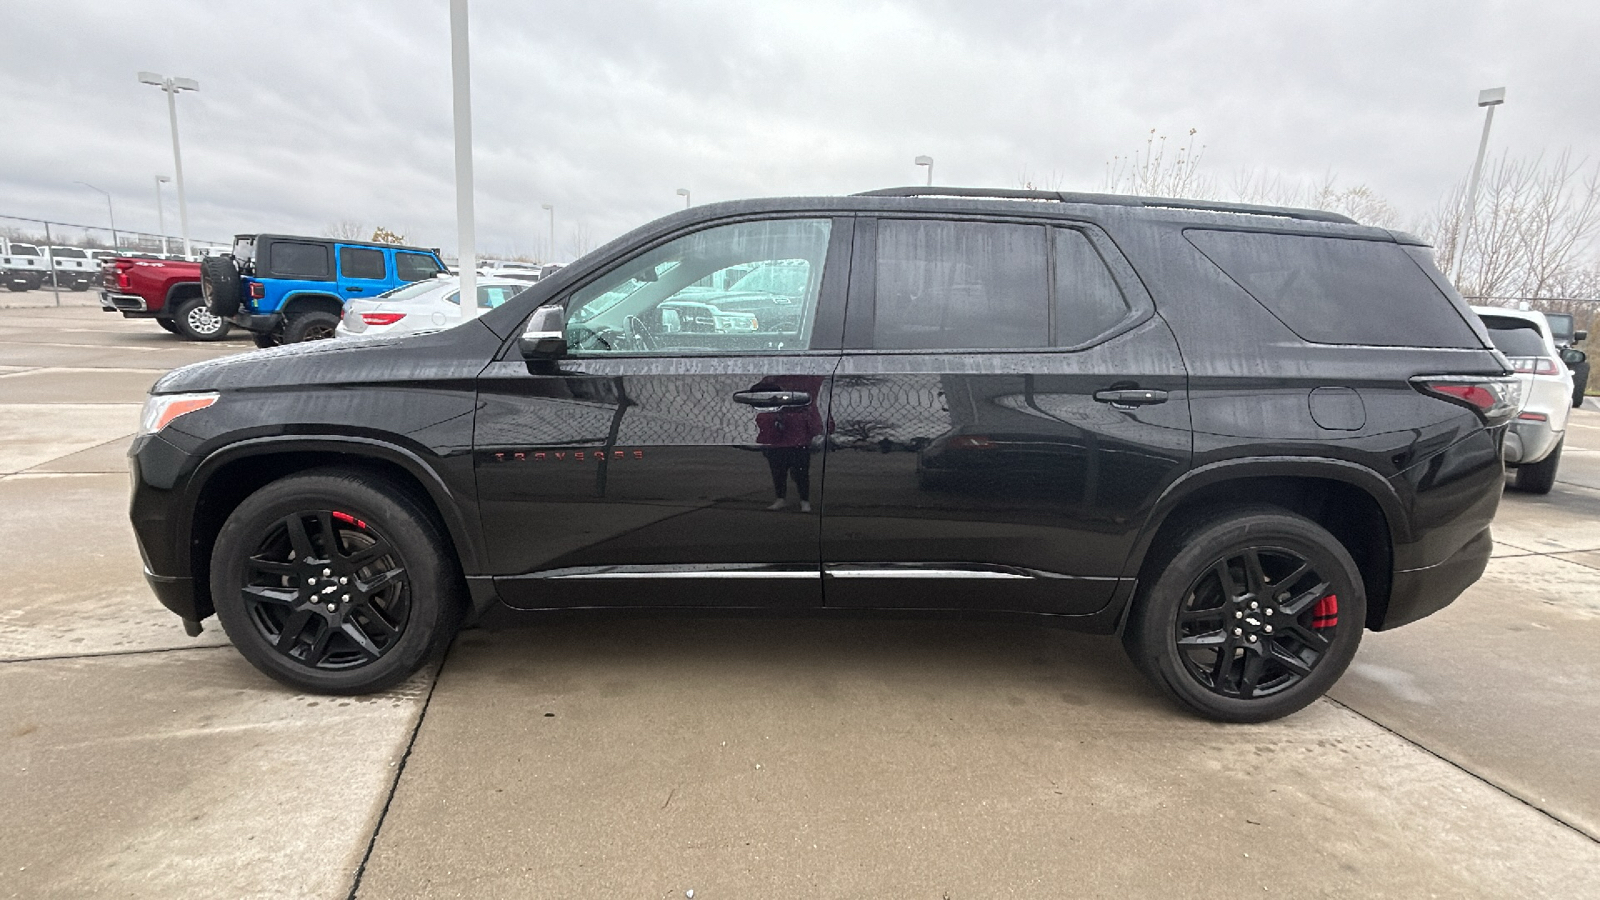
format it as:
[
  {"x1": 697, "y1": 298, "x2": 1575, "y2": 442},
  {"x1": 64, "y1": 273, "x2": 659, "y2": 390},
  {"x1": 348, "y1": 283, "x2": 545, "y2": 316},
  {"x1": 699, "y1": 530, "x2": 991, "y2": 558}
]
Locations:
[
  {"x1": 518, "y1": 304, "x2": 567, "y2": 360},
  {"x1": 1575, "y1": 329, "x2": 1588, "y2": 343}
]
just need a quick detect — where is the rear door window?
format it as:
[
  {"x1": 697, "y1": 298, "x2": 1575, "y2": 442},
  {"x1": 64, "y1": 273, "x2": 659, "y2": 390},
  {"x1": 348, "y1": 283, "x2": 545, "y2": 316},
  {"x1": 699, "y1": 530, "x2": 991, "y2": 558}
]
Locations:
[
  {"x1": 873, "y1": 220, "x2": 1048, "y2": 350},
  {"x1": 339, "y1": 246, "x2": 387, "y2": 280},
  {"x1": 1186, "y1": 230, "x2": 1482, "y2": 348},
  {"x1": 267, "y1": 241, "x2": 333, "y2": 280}
]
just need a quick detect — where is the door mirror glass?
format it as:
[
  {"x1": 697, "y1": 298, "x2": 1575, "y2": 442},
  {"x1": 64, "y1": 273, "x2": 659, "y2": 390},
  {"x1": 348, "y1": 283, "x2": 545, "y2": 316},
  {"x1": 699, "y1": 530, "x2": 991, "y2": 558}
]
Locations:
[
  {"x1": 519, "y1": 305, "x2": 567, "y2": 359},
  {"x1": 1561, "y1": 347, "x2": 1587, "y2": 365}
]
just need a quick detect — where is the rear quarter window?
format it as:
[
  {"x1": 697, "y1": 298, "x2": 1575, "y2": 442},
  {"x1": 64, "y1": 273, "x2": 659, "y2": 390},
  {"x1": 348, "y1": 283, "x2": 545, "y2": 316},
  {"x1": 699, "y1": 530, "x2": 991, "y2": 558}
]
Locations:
[
  {"x1": 266, "y1": 242, "x2": 333, "y2": 280},
  {"x1": 1186, "y1": 230, "x2": 1483, "y2": 349}
]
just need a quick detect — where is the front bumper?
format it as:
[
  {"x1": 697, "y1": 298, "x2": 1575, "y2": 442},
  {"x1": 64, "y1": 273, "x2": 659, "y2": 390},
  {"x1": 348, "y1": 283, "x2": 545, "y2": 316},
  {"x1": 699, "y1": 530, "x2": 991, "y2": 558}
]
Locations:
[{"x1": 144, "y1": 566, "x2": 203, "y2": 634}]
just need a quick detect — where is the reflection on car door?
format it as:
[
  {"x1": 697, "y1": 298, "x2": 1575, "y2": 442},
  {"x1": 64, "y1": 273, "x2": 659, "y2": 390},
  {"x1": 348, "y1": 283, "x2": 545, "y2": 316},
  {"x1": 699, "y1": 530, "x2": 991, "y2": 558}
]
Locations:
[
  {"x1": 474, "y1": 217, "x2": 852, "y2": 609},
  {"x1": 821, "y1": 217, "x2": 1191, "y2": 615}
]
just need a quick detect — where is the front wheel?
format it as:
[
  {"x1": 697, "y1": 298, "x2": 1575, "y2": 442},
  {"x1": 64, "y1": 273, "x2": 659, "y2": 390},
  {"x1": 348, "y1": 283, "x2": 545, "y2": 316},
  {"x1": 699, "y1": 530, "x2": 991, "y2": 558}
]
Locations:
[
  {"x1": 1123, "y1": 507, "x2": 1365, "y2": 722},
  {"x1": 210, "y1": 470, "x2": 464, "y2": 694},
  {"x1": 252, "y1": 330, "x2": 283, "y2": 349}
]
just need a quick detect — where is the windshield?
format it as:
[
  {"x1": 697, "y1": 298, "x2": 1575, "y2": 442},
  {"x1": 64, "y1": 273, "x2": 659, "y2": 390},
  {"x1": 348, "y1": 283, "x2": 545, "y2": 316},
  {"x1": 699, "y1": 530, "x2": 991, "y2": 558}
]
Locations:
[
  {"x1": 232, "y1": 236, "x2": 257, "y2": 265},
  {"x1": 1545, "y1": 312, "x2": 1574, "y2": 343}
]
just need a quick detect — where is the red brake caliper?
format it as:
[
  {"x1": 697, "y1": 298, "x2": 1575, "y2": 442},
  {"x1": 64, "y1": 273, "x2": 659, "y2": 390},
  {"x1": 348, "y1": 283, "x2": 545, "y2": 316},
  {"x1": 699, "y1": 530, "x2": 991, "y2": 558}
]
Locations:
[{"x1": 1312, "y1": 594, "x2": 1338, "y2": 629}]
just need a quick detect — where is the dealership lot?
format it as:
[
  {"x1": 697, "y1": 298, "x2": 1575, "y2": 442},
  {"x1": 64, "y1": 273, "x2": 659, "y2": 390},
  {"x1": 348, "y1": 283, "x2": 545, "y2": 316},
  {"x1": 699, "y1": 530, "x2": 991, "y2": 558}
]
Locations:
[{"x1": 3, "y1": 298, "x2": 1598, "y2": 897}]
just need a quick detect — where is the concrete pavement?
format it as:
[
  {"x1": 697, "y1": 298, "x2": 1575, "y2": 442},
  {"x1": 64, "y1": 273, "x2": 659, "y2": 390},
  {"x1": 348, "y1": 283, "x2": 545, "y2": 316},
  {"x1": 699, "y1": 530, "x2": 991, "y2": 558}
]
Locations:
[{"x1": 2, "y1": 304, "x2": 1597, "y2": 898}]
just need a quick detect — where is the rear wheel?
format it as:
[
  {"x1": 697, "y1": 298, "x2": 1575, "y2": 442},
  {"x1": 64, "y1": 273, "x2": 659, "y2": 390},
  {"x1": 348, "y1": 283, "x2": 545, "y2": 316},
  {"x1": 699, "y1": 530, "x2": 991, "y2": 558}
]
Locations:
[
  {"x1": 1512, "y1": 438, "x2": 1562, "y2": 494},
  {"x1": 169, "y1": 295, "x2": 232, "y2": 342},
  {"x1": 210, "y1": 470, "x2": 463, "y2": 694},
  {"x1": 1124, "y1": 506, "x2": 1365, "y2": 722},
  {"x1": 284, "y1": 310, "x2": 340, "y2": 343},
  {"x1": 156, "y1": 318, "x2": 181, "y2": 334}
]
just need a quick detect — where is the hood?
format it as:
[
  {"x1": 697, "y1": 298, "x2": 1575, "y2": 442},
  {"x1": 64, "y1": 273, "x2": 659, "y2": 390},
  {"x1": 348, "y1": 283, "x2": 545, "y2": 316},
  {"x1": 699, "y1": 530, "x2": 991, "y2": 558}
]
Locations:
[{"x1": 150, "y1": 319, "x2": 502, "y2": 395}]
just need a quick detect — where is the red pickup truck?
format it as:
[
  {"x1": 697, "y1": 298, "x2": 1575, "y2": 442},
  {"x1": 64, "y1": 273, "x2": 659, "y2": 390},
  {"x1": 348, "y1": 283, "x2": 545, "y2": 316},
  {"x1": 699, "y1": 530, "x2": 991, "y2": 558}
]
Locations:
[{"x1": 99, "y1": 257, "x2": 231, "y2": 341}]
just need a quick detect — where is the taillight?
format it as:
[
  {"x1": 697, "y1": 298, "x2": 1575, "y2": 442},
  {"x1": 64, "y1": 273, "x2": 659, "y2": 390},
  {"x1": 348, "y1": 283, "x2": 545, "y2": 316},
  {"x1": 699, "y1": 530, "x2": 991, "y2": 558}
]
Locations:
[
  {"x1": 1517, "y1": 411, "x2": 1548, "y2": 422},
  {"x1": 248, "y1": 282, "x2": 265, "y2": 299},
  {"x1": 116, "y1": 271, "x2": 131, "y2": 289},
  {"x1": 1411, "y1": 376, "x2": 1522, "y2": 424},
  {"x1": 1507, "y1": 357, "x2": 1560, "y2": 375},
  {"x1": 360, "y1": 312, "x2": 406, "y2": 326}
]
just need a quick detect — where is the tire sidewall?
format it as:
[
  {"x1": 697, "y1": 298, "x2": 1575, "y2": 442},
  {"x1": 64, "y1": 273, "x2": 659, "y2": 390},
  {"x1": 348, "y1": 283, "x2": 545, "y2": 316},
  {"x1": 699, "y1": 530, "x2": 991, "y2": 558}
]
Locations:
[
  {"x1": 1130, "y1": 510, "x2": 1366, "y2": 723},
  {"x1": 210, "y1": 473, "x2": 457, "y2": 694},
  {"x1": 284, "y1": 310, "x2": 340, "y2": 343},
  {"x1": 200, "y1": 257, "x2": 242, "y2": 317}
]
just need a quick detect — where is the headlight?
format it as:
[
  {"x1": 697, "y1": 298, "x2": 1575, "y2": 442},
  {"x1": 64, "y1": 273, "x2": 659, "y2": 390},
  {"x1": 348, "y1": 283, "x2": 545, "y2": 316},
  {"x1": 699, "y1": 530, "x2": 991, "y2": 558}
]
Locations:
[{"x1": 139, "y1": 392, "x2": 219, "y2": 435}]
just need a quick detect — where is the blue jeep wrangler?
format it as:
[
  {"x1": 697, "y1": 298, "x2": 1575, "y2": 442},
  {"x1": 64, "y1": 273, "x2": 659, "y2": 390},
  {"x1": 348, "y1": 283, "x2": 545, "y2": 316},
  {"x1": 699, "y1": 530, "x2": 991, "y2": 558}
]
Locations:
[{"x1": 200, "y1": 233, "x2": 447, "y2": 346}]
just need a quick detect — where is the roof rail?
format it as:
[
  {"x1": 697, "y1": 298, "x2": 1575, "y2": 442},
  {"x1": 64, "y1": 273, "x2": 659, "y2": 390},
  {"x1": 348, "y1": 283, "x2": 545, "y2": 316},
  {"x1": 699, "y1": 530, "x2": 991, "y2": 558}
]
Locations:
[{"x1": 852, "y1": 186, "x2": 1358, "y2": 225}]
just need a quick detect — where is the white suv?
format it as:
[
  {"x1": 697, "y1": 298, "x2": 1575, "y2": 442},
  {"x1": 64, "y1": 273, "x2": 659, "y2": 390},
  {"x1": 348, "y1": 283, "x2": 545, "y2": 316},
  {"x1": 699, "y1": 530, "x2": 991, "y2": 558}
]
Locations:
[{"x1": 1473, "y1": 306, "x2": 1574, "y2": 493}]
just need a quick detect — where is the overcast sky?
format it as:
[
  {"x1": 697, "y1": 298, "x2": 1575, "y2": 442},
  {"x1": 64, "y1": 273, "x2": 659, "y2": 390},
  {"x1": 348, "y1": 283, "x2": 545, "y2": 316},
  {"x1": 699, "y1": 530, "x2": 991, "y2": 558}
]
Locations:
[{"x1": 2, "y1": 0, "x2": 1597, "y2": 259}]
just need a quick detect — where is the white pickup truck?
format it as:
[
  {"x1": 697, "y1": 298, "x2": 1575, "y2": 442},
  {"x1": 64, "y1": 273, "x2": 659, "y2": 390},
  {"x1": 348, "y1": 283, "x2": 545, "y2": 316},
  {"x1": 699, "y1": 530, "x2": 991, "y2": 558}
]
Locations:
[
  {"x1": 1, "y1": 240, "x2": 49, "y2": 291},
  {"x1": 44, "y1": 246, "x2": 98, "y2": 290}
]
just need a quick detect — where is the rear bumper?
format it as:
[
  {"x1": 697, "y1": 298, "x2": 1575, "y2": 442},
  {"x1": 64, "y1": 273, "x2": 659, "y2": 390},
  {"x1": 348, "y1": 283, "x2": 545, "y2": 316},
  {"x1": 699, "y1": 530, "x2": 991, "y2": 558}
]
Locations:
[
  {"x1": 229, "y1": 311, "x2": 282, "y2": 334},
  {"x1": 1380, "y1": 527, "x2": 1492, "y2": 630},
  {"x1": 102, "y1": 291, "x2": 150, "y2": 313},
  {"x1": 1504, "y1": 419, "x2": 1562, "y2": 466}
]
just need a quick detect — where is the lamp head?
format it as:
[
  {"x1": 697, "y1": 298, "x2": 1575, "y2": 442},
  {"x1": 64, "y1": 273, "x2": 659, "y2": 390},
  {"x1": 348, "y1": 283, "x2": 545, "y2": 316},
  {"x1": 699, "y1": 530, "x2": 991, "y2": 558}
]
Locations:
[
  {"x1": 914, "y1": 155, "x2": 933, "y2": 166},
  {"x1": 137, "y1": 71, "x2": 165, "y2": 86},
  {"x1": 676, "y1": 188, "x2": 690, "y2": 197},
  {"x1": 171, "y1": 77, "x2": 199, "y2": 92},
  {"x1": 1477, "y1": 87, "x2": 1506, "y2": 107}
]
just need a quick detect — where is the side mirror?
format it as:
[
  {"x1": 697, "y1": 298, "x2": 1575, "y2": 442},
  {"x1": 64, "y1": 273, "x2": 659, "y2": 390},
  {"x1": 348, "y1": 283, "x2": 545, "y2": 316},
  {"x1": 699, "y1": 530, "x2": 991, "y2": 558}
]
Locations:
[
  {"x1": 1575, "y1": 330, "x2": 1588, "y2": 343},
  {"x1": 1561, "y1": 347, "x2": 1587, "y2": 365},
  {"x1": 518, "y1": 305, "x2": 567, "y2": 359}
]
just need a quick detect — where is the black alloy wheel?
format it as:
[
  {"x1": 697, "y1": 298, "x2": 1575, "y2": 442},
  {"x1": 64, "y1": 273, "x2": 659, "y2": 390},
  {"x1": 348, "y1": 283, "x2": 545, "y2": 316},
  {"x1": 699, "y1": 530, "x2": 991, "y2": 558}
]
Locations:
[
  {"x1": 284, "y1": 310, "x2": 340, "y2": 343},
  {"x1": 1124, "y1": 507, "x2": 1365, "y2": 722},
  {"x1": 1172, "y1": 547, "x2": 1338, "y2": 700},
  {"x1": 240, "y1": 510, "x2": 412, "y2": 670},
  {"x1": 211, "y1": 470, "x2": 463, "y2": 693}
]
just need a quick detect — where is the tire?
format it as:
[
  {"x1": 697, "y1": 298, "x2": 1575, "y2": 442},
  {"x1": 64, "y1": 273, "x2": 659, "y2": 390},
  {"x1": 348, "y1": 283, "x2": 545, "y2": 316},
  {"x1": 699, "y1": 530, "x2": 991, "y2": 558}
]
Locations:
[
  {"x1": 283, "y1": 310, "x2": 340, "y2": 343},
  {"x1": 70, "y1": 280, "x2": 89, "y2": 292},
  {"x1": 169, "y1": 295, "x2": 233, "y2": 342},
  {"x1": 1123, "y1": 506, "x2": 1366, "y2": 723},
  {"x1": 156, "y1": 318, "x2": 181, "y2": 334},
  {"x1": 1572, "y1": 361, "x2": 1591, "y2": 408},
  {"x1": 210, "y1": 469, "x2": 464, "y2": 694},
  {"x1": 200, "y1": 256, "x2": 242, "y2": 317},
  {"x1": 252, "y1": 330, "x2": 283, "y2": 349},
  {"x1": 5, "y1": 282, "x2": 27, "y2": 293},
  {"x1": 1512, "y1": 438, "x2": 1561, "y2": 494}
]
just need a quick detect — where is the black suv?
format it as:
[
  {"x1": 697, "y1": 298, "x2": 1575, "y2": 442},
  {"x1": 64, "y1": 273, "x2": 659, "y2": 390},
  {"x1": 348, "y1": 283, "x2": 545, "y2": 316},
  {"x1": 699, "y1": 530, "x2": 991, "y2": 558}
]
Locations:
[{"x1": 131, "y1": 188, "x2": 1517, "y2": 721}]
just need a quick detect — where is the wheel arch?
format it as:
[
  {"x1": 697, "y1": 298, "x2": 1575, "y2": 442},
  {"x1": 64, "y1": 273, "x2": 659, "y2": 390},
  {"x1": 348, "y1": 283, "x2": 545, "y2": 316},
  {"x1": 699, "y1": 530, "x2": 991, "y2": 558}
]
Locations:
[
  {"x1": 181, "y1": 437, "x2": 485, "y2": 622},
  {"x1": 280, "y1": 292, "x2": 345, "y2": 318},
  {"x1": 1127, "y1": 458, "x2": 1406, "y2": 631},
  {"x1": 162, "y1": 280, "x2": 202, "y2": 312}
]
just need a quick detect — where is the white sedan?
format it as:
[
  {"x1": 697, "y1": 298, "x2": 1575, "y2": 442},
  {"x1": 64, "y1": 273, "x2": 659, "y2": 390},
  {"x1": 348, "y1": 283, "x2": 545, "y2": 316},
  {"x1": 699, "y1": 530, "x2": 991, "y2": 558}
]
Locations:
[{"x1": 336, "y1": 276, "x2": 530, "y2": 338}]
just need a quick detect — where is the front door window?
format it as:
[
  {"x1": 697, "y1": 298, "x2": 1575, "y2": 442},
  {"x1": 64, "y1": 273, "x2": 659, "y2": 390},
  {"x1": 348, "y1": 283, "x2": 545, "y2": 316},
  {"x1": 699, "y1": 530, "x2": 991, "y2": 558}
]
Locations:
[{"x1": 564, "y1": 219, "x2": 832, "y2": 354}]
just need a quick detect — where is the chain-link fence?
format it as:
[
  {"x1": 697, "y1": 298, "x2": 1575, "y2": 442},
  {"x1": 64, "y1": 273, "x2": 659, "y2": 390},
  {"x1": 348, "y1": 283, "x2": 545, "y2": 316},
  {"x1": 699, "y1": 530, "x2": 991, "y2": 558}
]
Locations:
[{"x1": 0, "y1": 212, "x2": 228, "y2": 306}]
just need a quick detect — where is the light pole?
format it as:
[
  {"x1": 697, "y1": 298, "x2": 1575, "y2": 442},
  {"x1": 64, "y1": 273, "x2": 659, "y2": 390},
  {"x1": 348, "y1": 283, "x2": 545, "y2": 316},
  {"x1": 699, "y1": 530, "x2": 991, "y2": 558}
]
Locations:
[
  {"x1": 542, "y1": 203, "x2": 554, "y2": 261},
  {"x1": 448, "y1": 0, "x2": 478, "y2": 317},
  {"x1": 915, "y1": 155, "x2": 933, "y2": 186},
  {"x1": 154, "y1": 176, "x2": 171, "y2": 255},
  {"x1": 138, "y1": 71, "x2": 199, "y2": 258},
  {"x1": 676, "y1": 187, "x2": 691, "y2": 208},
  {"x1": 76, "y1": 181, "x2": 119, "y2": 249},
  {"x1": 1448, "y1": 87, "x2": 1506, "y2": 280}
]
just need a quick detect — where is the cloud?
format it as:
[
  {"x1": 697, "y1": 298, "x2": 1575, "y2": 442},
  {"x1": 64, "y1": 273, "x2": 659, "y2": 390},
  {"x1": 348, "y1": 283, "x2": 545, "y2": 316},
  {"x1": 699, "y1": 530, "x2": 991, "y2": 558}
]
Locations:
[{"x1": 2, "y1": 0, "x2": 1597, "y2": 257}]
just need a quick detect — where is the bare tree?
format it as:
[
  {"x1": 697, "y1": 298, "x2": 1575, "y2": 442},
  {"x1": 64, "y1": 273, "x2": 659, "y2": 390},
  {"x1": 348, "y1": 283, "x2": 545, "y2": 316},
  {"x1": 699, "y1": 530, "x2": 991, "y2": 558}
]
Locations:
[
  {"x1": 1015, "y1": 166, "x2": 1066, "y2": 192},
  {"x1": 1103, "y1": 128, "x2": 1210, "y2": 198},
  {"x1": 321, "y1": 220, "x2": 367, "y2": 240},
  {"x1": 1423, "y1": 150, "x2": 1600, "y2": 302},
  {"x1": 1230, "y1": 170, "x2": 1402, "y2": 228},
  {"x1": 563, "y1": 223, "x2": 593, "y2": 260},
  {"x1": 370, "y1": 226, "x2": 405, "y2": 245}
]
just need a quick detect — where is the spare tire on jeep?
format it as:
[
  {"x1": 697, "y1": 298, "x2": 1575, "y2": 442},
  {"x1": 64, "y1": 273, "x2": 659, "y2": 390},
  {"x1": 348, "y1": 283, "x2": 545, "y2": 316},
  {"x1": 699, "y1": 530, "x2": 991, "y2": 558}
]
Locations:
[{"x1": 201, "y1": 256, "x2": 242, "y2": 318}]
